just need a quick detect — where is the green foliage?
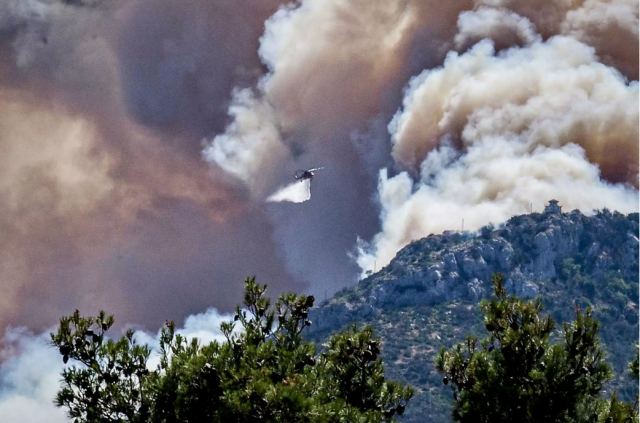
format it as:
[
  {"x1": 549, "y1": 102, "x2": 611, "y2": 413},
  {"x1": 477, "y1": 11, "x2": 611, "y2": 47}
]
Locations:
[
  {"x1": 51, "y1": 310, "x2": 152, "y2": 422},
  {"x1": 436, "y1": 274, "x2": 637, "y2": 423},
  {"x1": 598, "y1": 393, "x2": 639, "y2": 423},
  {"x1": 629, "y1": 345, "x2": 639, "y2": 381},
  {"x1": 319, "y1": 326, "x2": 412, "y2": 419},
  {"x1": 51, "y1": 277, "x2": 412, "y2": 422}
]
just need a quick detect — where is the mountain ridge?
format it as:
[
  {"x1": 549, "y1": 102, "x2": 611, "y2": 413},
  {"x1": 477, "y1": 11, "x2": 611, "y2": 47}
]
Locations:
[{"x1": 309, "y1": 203, "x2": 639, "y2": 422}]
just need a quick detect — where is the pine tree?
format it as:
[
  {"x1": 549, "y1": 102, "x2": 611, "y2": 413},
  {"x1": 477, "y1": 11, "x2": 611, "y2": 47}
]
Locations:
[
  {"x1": 436, "y1": 273, "x2": 638, "y2": 423},
  {"x1": 51, "y1": 277, "x2": 413, "y2": 422}
]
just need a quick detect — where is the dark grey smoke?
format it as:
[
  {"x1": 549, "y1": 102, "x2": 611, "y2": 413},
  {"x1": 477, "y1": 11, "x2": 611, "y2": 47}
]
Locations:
[{"x1": 115, "y1": 0, "x2": 281, "y2": 142}]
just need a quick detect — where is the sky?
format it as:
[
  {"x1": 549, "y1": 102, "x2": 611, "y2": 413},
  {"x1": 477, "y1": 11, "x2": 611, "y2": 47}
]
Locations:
[{"x1": 0, "y1": 0, "x2": 637, "y2": 419}]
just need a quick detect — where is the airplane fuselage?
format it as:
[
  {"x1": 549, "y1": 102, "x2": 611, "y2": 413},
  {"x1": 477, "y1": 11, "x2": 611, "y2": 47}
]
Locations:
[
  {"x1": 294, "y1": 167, "x2": 323, "y2": 182},
  {"x1": 297, "y1": 170, "x2": 313, "y2": 180}
]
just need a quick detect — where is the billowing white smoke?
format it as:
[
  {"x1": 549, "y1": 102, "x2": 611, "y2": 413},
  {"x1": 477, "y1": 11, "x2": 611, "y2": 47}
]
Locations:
[
  {"x1": 202, "y1": 1, "x2": 432, "y2": 195},
  {"x1": 202, "y1": 0, "x2": 638, "y2": 282},
  {"x1": 454, "y1": 7, "x2": 540, "y2": 50},
  {"x1": 0, "y1": 330, "x2": 66, "y2": 423},
  {"x1": 357, "y1": 36, "x2": 638, "y2": 273},
  {"x1": 201, "y1": 0, "x2": 470, "y2": 293},
  {"x1": 0, "y1": 308, "x2": 232, "y2": 422},
  {"x1": 267, "y1": 179, "x2": 311, "y2": 203},
  {"x1": 389, "y1": 36, "x2": 638, "y2": 176},
  {"x1": 133, "y1": 308, "x2": 233, "y2": 370},
  {"x1": 202, "y1": 89, "x2": 288, "y2": 194}
]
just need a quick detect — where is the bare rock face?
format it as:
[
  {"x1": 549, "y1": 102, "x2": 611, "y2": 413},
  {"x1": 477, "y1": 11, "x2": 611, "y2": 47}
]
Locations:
[{"x1": 311, "y1": 207, "x2": 639, "y2": 336}]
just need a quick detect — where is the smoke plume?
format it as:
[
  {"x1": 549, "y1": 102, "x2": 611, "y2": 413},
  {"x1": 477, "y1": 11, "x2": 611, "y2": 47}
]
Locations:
[
  {"x1": 358, "y1": 31, "x2": 638, "y2": 272},
  {"x1": 0, "y1": 0, "x2": 296, "y2": 331},
  {"x1": 204, "y1": 0, "x2": 638, "y2": 281},
  {"x1": 0, "y1": 0, "x2": 636, "y2": 416},
  {"x1": 0, "y1": 308, "x2": 231, "y2": 423},
  {"x1": 0, "y1": 329, "x2": 66, "y2": 423},
  {"x1": 0, "y1": 0, "x2": 637, "y2": 397}
]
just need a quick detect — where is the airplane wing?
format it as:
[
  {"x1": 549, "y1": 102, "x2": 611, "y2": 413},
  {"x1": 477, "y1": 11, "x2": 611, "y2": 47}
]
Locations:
[{"x1": 308, "y1": 167, "x2": 324, "y2": 172}]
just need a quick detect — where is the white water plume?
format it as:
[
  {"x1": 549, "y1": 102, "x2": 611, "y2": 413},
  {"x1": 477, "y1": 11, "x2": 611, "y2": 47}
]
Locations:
[{"x1": 266, "y1": 179, "x2": 311, "y2": 203}]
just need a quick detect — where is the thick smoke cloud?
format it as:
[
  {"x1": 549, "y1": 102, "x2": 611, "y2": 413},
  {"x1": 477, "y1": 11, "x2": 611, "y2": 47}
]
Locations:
[
  {"x1": 204, "y1": 0, "x2": 473, "y2": 297},
  {"x1": 0, "y1": 308, "x2": 231, "y2": 423},
  {"x1": 358, "y1": 31, "x2": 638, "y2": 272},
  {"x1": 0, "y1": 329, "x2": 66, "y2": 423},
  {"x1": 0, "y1": 0, "x2": 637, "y2": 417},
  {"x1": 454, "y1": 7, "x2": 540, "y2": 51},
  {"x1": 472, "y1": 0, "x2": 639, "y2": 79},
  {"x1": 115, "y1": 0, "x2": 283, "y2": 141},
  {"x1": 0, "y1": 0, "x2": 297, "y2": 331},
  {"x1": 0, "y1": 85, "x2": 300, "y2": 330},
  {"x1": 204, "y1": 0, "x2": 637, "y2": 290},
  {"x1": 561, "y1": 0, "x2": 639, "y2": 80},
  {"x1": 0, "y1": 0, "x2": 637, "y2": 389},
  {"x1": 389, "y1": 37, "x2": 638, "y2": 181}
]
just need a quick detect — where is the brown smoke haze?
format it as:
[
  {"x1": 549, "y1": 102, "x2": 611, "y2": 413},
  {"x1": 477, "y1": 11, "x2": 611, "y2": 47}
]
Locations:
[
  {"x1": 0, "y1": 0, "x2": 638, "y2": 338},
  {"x1": 0, "y1": 0, "x2": 295, "y2": 331}
]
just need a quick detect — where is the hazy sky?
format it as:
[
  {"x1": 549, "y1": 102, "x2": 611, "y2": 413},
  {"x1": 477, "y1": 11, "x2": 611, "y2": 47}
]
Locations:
[{"x1": 0, "y1": 0, "x2": 637, "y2": 334}]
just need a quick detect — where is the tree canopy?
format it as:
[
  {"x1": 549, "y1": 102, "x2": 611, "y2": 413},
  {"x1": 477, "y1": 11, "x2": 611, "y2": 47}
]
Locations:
[
  {"x1": 51, "y1": 277, "x2": 413, "y2": 422},
  {"x1": 436, "y1": 274, "x2": 638, "y2": 423}
]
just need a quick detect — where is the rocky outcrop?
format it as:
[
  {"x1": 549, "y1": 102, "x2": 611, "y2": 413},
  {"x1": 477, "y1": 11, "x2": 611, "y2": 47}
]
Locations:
[
  {"x1": 310, "y1": 208, "x2": 639, "y2": 336},
  {"x1": 308, "y1": 206, "x2": 639, "y2": 423}
]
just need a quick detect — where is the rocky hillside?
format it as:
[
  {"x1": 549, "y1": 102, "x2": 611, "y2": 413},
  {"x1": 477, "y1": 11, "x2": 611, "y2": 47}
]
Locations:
[{"x1": 308, "y1": 203, "x2": 639, "y2": 422}]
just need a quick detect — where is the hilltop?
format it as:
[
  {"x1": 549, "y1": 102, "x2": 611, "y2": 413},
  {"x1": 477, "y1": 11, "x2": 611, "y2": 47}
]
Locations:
[{"x1": 309, "y1": 203, "x2": 639, "y2": 422}]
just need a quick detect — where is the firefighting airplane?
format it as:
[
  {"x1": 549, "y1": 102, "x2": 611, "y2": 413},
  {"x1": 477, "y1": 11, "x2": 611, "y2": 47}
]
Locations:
[{"x1": 293, "y1": 167, "x2": 324, "y2": 182}]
